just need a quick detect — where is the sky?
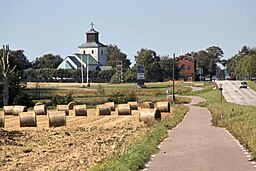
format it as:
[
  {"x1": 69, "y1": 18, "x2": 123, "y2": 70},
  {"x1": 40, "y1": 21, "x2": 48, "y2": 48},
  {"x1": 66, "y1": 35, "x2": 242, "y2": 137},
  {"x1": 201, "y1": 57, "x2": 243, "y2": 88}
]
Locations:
[{"x1": 1, "y1": 0, "x2": 256, "y2": 65}]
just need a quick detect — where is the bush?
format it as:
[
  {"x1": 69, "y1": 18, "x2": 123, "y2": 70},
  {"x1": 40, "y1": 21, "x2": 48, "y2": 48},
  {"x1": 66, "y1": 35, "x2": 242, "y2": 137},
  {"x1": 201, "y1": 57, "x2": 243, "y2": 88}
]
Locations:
[
  {"x1": 51, "y1": 92, "x2": 74, "y2": 106},
  {"x1": 108, "y1": 91, "x2": 137, "y2": 104},
  {"x1": 13, "y1": 91, "x2": 33, "y2": 107}
]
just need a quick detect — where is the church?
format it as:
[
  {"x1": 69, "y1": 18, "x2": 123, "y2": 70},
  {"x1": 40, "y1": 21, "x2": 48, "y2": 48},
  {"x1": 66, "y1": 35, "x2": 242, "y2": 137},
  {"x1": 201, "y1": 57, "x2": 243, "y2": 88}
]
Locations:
[{"x1": 58, "y1": 23, "x2": 107, "y2": 70}]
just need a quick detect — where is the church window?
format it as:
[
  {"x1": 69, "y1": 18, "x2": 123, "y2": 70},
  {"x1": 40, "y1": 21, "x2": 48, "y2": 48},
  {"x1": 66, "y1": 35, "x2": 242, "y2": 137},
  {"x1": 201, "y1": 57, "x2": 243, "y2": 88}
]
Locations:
[
  {"x1": 188, "y1": 65, "x2": 191, "y2": 70},
  {"x1": 83, "y1": 50, "x2": 85, "y2": 54},
  {"x1": 101, "y1": 50, "x2": 103, "y2": 55},
  {"x1": 92, "y1": 50, "x2": 94, "y2": 54}
]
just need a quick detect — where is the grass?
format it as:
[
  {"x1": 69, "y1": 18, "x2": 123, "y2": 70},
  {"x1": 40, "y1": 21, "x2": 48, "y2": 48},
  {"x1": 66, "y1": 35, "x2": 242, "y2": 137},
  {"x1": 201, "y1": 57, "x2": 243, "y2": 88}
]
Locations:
[
  {"x1": 185, "y1": 82, "x2": 256, "y2": 159},
  {"x1": 248, "y1": 81, "x2": 256, "y2": 92},
  {"x1": 89, "y1": 105, "x2": 189, "y2": 171},
  {"x1": 25, "y1": 81, "x2": 192, "y2": 107}
]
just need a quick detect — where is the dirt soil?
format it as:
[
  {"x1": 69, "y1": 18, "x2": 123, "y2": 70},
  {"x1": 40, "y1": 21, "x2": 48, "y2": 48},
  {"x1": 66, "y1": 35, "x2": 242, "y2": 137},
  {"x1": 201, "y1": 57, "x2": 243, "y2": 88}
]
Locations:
[
  {"x1": 0, "y1": 108, "x2": 172, "y2": 171},
  {"x1": 1, "y1": 124, "x2": 145, "y2": 171},
  {"x1": 0, "y1": 110, "x2": 154, "y2": 171}
]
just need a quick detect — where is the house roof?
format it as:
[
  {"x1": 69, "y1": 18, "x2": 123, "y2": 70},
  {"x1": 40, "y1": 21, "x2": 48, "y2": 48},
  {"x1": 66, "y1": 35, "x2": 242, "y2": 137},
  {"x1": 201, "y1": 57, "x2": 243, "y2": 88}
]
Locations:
[
  {"x1": 57, "y1": 54, "x2": 100, "y2": 70},
  {"x1": 78, "y1": 42, "x2": 107, "y2": 48}
]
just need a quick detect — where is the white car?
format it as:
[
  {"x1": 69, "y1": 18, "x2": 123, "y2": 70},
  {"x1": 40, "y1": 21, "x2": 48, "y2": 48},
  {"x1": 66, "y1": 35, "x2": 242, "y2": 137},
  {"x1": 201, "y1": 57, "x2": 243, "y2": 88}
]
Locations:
[{"x1": 239, "y1": 82, "x2": 247, "y2": 89}]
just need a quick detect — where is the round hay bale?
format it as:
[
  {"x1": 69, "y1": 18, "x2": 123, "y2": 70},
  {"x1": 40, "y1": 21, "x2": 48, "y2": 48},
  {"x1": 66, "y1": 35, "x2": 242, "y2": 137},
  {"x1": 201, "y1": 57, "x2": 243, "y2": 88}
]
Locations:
[
  {"x1": 104, "y1": 102, "x2": 115, "y2": 111},
  {"x1": 35, "y1": 102, "x2": 43, "y2": 106},
  {"x1": 128, "y1": 102, "x2": 138, "y2": 110},
  {"x1": 0, "y1": 112, "x2": 4, "y2": 128},
  {"x1": 48, "y1": 111, "x2": 66, "y2": 127},
  {"x1": 13, "y1": 106, "x2": 28, "y2": 116},
  {"x1": 19, "y1": 112, "x2": 37, "y2": 127},
  {"x1": 156, "y1": 102, "x2": 170, "y2": 112},
  {"x1": 139, "y1": 109, "x2": 161, "y2": 122},
  {"x1": 96, "y1": 105, "x2": 111, "y2": 116},
  {"x1": 34, "y1": 104, "x2": 47, "y2": 115},
  {"x1": 140, "y1": 102, "x2": 154, "y2": 109},
  {"x1": 74, "y1": 105, "x2": 87, "y2": 116},
  {"x1": 68, "y1": 102, "x2": 77, "y2": 110},
  {"x1": 3, "y1": 106, "x2": 14, "y2": 115},
  {"x1": 57, "y1": 105, "x2": 69, "y2": 116},
  {"x1": 117, "y1": 104, "x2": 131, "y2": 115}
]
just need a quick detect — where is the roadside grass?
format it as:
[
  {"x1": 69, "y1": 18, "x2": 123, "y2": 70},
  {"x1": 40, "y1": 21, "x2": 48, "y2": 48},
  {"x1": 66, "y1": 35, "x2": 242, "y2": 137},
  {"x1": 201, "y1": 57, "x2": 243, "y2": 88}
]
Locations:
[
  {"x1": 89, "y1": 105, "x2": 189, "y2": 171},
  {"x1": 185, "y1": 82, "x2": 256, "y2": 159},
  {"x1": 248, "y1": 81, "x2": 256, "y2": 92}
]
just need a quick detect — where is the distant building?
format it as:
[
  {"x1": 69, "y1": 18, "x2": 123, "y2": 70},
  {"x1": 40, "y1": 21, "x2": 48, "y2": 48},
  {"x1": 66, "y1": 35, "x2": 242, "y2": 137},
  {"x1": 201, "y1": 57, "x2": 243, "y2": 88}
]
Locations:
[
  {"x1": 58, "y1": 23, "x2": 108, "y2": 70},
  {"x1": 176, "y1": 55, "x2": 196, "y2": 81},
  {"x1": 78, "y1": 22, "x2": 107, "y2": 66}
]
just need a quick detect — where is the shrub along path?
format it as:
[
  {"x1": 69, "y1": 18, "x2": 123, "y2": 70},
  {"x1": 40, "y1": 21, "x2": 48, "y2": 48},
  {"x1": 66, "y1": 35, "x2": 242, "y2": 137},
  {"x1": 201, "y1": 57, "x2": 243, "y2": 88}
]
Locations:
[{"x1": 146, "y1": 96, "x2": 255, "y2": 171}]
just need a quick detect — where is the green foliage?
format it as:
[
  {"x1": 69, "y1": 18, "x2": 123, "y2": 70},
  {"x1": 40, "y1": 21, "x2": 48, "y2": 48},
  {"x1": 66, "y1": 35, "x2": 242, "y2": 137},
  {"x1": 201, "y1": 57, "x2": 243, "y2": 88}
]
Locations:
[
  {"x1": 51, "y1": 92, "x2": 74, "y2": 106},
  {"x1": 108, "y1": 91, "x2": 137, "y2": 104},
  {"x1": 107, "y1": 44, "x2": 131, "y2": 70},
  {"x1": 13, "y1": 91, "x2": 33, "y2": 107},
  {"x1": 98, "y1": 69, "x2": 115, "y2": 79},
  {"x1": 135, "y1": 48, "x2": 163, "y2": 82},
  {"x1": 32, "y1": 54, "x2": 63, "y2": 69},
  {"x1": 189, "y1": 46, "x2": 224, "y2": 78},
  {"x1": 226, "y1": 46, "x2": 256, "y2": 79},
  {"x1": 0, "y1": 48, "x2": 31, "y2": 106},
  {"x1": 124, "y1": 68, "x2": 137, "y2": 83}
]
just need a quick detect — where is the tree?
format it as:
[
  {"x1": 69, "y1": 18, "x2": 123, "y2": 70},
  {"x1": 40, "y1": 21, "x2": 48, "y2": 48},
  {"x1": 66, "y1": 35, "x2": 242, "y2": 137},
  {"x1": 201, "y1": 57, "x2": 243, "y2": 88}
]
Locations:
[
  {"x1": 159, "y1": 56, "x2": 179, "y2": 80},
  {"x1": 227, "y1": 46, "x2": 256, "y2": 79},
  {"x1": 32, "y1": 54, "x2": 63, "y2": 69},
  {"x1": 190, "y1": 46, "x2": 224, "y2": 79},
  {"x1": 106, "y1": 44, "x2": 131, "y2": 70},
  {"x1": 1, "y1": 45, "x2": 16, "y2": 105},
  {"x1": 135, "y1": 48, "x2": 162, "y2": 82},
  {"x1": 124, "y1": 67, "x2": 137, "y2": 83},
  {"x1": 205, "y1": 46, "x2": 224, "y2": 76}
]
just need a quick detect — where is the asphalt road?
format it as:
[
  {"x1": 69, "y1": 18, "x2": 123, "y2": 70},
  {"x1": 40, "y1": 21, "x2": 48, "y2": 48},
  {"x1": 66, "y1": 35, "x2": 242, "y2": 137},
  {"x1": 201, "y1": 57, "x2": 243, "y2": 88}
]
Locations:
[
  {"x1": 145, "y1": 96, "x2": 255, "y2": 171},
  {"x1": 217, "y1": 80, "x2": 256, "y2": 106}
]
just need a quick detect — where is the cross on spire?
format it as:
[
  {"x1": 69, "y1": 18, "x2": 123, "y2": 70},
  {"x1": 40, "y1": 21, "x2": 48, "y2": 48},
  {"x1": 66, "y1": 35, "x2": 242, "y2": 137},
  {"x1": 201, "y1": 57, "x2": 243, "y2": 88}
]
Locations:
[{"x1": 90, "y1": 22, "x2": 94, "y2": 29}]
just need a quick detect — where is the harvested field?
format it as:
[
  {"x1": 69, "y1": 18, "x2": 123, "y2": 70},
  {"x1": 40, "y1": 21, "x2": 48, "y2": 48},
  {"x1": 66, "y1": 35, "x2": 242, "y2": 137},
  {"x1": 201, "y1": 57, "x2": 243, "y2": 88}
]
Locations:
[{"x1": 0, "y1": 107, "x2": 155, "y2": 171}]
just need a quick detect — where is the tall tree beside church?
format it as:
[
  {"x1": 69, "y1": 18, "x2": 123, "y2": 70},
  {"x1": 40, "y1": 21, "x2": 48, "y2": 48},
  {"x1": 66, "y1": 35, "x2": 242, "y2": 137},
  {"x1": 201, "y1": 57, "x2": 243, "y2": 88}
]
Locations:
[
  {"x1": 1, "y1": 45, "x2": 16, "y2": 105},
  {"x1": 32, "y1": 54, "x2": 63, "y2": 69},
  {"x1": 106, "y1": 44, "x2": 131, "y2": 70}
]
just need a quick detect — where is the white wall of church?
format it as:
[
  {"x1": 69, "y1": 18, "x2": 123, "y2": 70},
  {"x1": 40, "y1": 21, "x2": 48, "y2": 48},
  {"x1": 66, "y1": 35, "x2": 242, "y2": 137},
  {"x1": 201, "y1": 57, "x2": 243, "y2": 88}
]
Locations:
[
  {"x1": 79, "y1": 47, "x2": 98, "y2": 61},
  {"x1": 79, "y1": 47, "x2": 107, "y2": 66}
]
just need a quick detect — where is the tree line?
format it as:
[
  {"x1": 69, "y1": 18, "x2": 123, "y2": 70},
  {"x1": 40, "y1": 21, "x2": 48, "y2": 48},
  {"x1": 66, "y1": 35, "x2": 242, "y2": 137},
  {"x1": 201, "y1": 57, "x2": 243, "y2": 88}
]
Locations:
[
  {"x1": 1, "y1": 44, "x2": 255, "y2": 106},
  {"x1": 226, "y1": 46, "x2": 256, "y2": 80}
]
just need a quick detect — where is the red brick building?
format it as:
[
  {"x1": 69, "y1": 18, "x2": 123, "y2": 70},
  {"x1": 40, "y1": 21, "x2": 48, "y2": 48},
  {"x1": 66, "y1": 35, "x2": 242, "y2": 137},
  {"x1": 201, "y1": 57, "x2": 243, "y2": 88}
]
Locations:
[{"x1": 176, "y1": 55, "x2": 196, "y2": 81}]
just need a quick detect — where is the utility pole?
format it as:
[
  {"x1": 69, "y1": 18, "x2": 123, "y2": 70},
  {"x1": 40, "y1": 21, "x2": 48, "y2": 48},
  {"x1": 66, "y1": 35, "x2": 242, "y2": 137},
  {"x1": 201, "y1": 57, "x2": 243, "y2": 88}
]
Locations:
[
  {"x1": 80, "y1": 54, "x2": 84, "y2": 87},
  {"x1": 172, "y1": 53, "x2": 175, "y2": 104},
  {"x1": 86, "y1": 55, "x2": 89, "y2": 87}
]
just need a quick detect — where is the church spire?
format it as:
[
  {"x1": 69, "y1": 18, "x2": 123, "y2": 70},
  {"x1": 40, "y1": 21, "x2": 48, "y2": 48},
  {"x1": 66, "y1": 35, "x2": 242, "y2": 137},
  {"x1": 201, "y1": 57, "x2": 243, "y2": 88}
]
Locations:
[
  {"x1": 86, "y1": 22, "x2": 99, "y2": 42},
  {"x1": 90, "y1": 22, "x2": 94, "y2": 30}
]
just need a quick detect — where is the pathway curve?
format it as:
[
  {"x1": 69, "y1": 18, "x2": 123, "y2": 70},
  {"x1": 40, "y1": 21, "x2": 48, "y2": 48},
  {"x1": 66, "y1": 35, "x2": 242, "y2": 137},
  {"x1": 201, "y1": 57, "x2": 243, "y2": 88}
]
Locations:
[{"x1": 146, "y1": 96, "x2": 255, "y2": 171}]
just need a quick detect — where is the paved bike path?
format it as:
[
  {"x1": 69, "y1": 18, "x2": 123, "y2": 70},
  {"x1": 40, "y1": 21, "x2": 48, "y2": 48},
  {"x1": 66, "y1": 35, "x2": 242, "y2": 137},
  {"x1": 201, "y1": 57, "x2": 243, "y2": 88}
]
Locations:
[{"x1": 146, "y1": 96, "x2": 255, "y2": 171}]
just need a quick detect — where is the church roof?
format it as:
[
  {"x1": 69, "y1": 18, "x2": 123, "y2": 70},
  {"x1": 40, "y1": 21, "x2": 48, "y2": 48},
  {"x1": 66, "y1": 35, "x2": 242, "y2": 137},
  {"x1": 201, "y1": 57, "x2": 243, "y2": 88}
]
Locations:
[
  {"x1": 87, "y1": 28, "x2": 99, "y2": 34},
  {"x1": 74, "y1": 53, "x2": 100, "y2": 65},
  {"x1": 78, "y1": 42, "x2": 107, "y2": 48},
  {"x1": 57, "y1": 54, "x2": 100, "y2": 70}
]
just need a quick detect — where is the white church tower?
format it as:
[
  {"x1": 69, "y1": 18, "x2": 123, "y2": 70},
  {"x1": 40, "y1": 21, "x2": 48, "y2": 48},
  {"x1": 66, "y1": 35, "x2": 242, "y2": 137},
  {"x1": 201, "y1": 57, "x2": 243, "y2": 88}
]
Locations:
[{"x1": 78, "y1": 22, "x2": 107, "y2": 66}]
